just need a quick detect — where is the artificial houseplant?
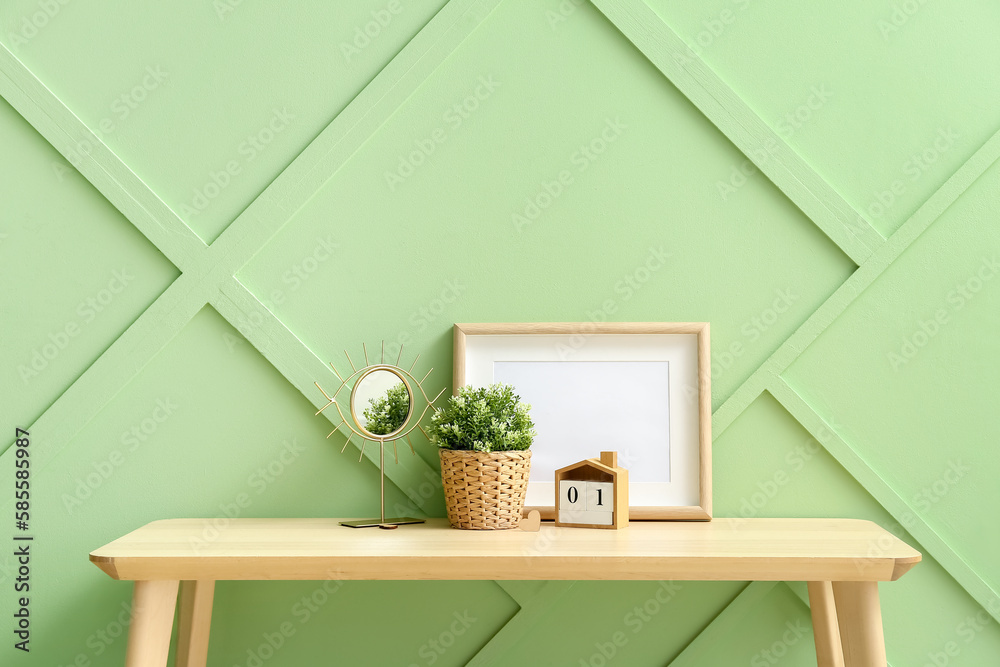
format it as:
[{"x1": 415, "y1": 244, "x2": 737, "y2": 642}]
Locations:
[{"x1": 426, "y1": 383, "x2": 535, "y2": 529}]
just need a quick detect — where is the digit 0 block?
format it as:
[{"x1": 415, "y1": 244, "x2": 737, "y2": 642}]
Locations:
[{"x1": 559, "y1": 480, "x2": 587, "y2": 512}]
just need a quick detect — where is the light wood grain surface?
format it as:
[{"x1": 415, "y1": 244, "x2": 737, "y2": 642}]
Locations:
[
  {"x1": 808, "y1": 581, "x2": 847, "y2": 667},
  {"x1": 91, "y1": 518, "x2": 919, "y2": 583},
  {"x1": 123, "y1": 580, "x2": 178, "y2": 667},
  {"x1": 176, "y1": 580, "x2": 214, "y2": 667}
]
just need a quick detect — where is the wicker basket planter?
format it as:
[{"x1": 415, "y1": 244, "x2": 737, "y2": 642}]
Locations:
[{"x1": 439, "y1": 449, "x2": 531, "y2": 530}]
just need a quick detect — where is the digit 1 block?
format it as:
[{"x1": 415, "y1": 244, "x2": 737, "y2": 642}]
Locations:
[{"x1": 587, "y1": 482, "x2": 615, "y2": 512}]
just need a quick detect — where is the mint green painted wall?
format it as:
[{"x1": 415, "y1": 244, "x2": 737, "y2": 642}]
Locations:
[
  {"x1": 647, "y1": 0, "x2": 1000, "y2": 237},
  {"x1": 2, "y1": 1, "x2": 997, "y2": 666}
]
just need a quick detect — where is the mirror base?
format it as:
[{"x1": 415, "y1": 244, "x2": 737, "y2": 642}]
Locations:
[{"x1": 339, "y1": 517, "x2": 425, "y2": 528}]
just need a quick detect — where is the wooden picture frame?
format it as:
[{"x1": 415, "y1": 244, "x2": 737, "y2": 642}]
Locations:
[{"x1": 453, "y1": 322, "x2": 712, "y2": 521}]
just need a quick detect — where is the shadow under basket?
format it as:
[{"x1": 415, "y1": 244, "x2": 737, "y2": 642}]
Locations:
[{"x1": 439, "y1": 449, "x2": 531, "y2": 530}]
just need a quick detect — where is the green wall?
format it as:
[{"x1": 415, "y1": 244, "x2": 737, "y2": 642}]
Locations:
[{"x1": 2, "y1": 0, "x2": 998, "y2": 665}]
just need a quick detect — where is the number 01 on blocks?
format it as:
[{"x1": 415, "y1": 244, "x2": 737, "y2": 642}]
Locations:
[{"x1": 554, "y1": 451, "x2": 628, "y2": 529}]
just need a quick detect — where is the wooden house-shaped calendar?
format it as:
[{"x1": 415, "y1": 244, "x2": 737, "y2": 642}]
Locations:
[{"x1": 554, "y1": 451, "x2": 628, "y2": 529}]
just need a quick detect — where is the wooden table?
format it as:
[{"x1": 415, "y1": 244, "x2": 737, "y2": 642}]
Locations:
[{"x1": 90, "y1": 517, "x2": 920, "y2": 667}]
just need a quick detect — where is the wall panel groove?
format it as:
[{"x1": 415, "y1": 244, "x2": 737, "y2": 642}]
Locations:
[{"x1": 1, "y1": 0, "x2": 996, "y2": 664}]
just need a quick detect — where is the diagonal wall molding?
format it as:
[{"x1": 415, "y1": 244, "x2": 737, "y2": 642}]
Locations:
[
  {"x1": 711, "y1": 107, "x2": 1000, "y2": 438},
  {"x1": 0, "y1": 44, "x2": 206, "y2": 271},
  {"x1": 591, "y1": 0, "x2": 884, "y2": 265},
  {"x1": 10, "y1": 273, "x2": 207, "y2": 470},
  {"x1": 769, "y1": 378, "x2": 1000, "y2": 624},
  {"x1": 703, "y1": 120, "x2": 1000, "y2": 598},
  {"x1": 205, "y1": 0, "x2": 506, "y2": 278},
  {"x1": 211, "y1": 279, "x2": 444, "y2": 504},
  {"x1": 467, "y1": 582, "x2": 576, "y2": 666},
  {"x1": 666, "y1": 581, "x2": 771, "y2": 666},
  {"x1": 666, "y1": 581, "x2": 899, "y2": 666},
  {"x1": 0, "y1": 0, "x2": 505, "y2": 509},
  {"x1": 586, "y1": 0, "x2": 1000, "y2": 648},
  {"x1": 2, "y1": 0, "x2": 998, "y2": 664},
  {"x1": 605, "y1": 0, "x2": 1000, "y2": 629}
]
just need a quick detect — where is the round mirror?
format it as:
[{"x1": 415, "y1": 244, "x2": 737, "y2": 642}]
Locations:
[{"x1": 350, "y1": 367, "x2": 413, "y2": 439}]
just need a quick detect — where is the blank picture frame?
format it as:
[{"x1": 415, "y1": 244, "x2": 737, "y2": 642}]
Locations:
[{"x1": 453, "y1": 322, "x2": 712, "y2": 521}]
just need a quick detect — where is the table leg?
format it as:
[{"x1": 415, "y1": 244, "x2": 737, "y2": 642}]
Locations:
[
  {"x1": 177, "y1": 580, "x2": 216, "y2": 667},
  {"x1": 125, "y1": 580, "x2": 180, "y2": 667},
  {"x1": 832, "y1": 581, "x2": 887, "y2": 667},
  {"x1": 808, "y1": 581, "x2": 845, "y2": 667}
]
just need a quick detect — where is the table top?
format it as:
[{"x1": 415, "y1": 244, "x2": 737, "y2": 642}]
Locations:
[{"x1": 90, "y1": 517, "x2": 920, "y2": 582}]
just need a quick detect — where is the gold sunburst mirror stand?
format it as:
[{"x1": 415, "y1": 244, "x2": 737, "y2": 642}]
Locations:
[{"x1": 315, "y1": 342, "x2": 445, "y2": 529}]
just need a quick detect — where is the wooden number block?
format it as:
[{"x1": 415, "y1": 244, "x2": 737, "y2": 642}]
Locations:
[
  {"x1": 555, "y1": 481, "x2": 615, "y2": 526},
  {"x1": 560, "y1": 509, "x2": 613, "y2": 526},
  {"x1": 554, "y1": 451, "x2": 628, "y2": 529},
  {"x1": 587, "y1": 482, "x2": 614, "y2": 512},
  {"x1": 559, "y1": 480, "x2": 587, "y2": 512}
]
